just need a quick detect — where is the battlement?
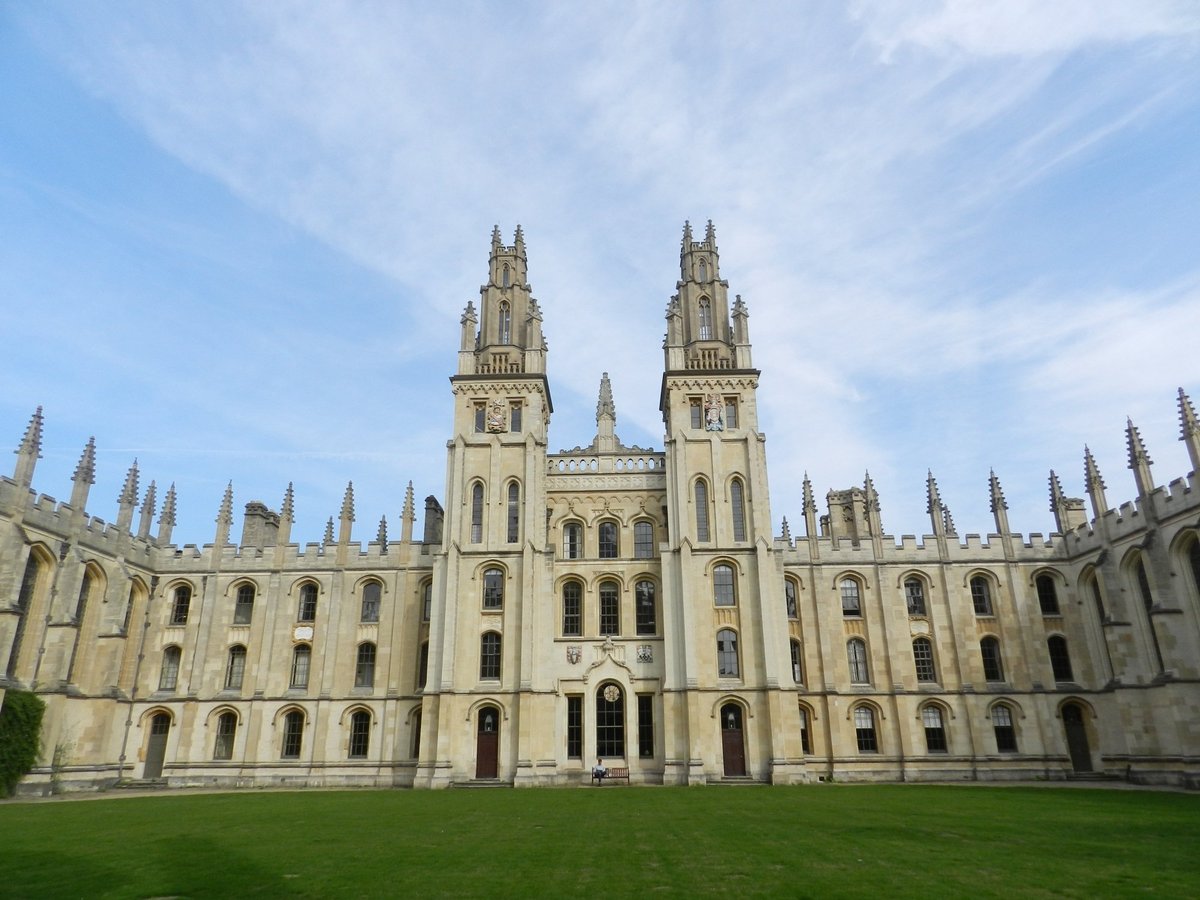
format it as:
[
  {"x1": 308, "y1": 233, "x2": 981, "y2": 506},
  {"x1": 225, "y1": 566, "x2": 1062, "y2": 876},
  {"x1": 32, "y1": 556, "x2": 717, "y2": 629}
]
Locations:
[{"x1": 775, "y1": 530, "x2": 1063, "y2": 565}]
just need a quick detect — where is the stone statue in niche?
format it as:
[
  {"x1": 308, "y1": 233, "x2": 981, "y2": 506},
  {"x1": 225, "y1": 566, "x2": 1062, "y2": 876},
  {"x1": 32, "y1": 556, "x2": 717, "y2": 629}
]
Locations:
[
  {"x1": 486, "y1": 398, "x2": 507, "y2": 433},
  {"x1": 704, "y1": 393, "x2": 724, "y2": 431}
]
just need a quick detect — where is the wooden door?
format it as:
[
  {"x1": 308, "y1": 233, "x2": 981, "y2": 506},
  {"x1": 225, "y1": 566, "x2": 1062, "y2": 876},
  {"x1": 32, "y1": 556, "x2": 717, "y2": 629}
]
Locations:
[
  {"x1": 476, "y1": 706, "x2": 499, "y2": 778},
  {"x1": 721, "y1": 703, "x2": 746, "y2": 777},
  {"x1": 144, "y1": 713, "x2": 170, "y2": 779},
  {"x1": 1063, "y1": 703, "x2": 1093, "y2": 773}
]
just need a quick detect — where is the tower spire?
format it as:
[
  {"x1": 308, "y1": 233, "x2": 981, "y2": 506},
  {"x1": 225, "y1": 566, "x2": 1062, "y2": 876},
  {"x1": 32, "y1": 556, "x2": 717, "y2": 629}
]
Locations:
[
  {"x1": 12, "y1": 406, "x2": 44, "y2": 488},
  {"x1": 215, "y1": 481, "x2": 234, "y2": 546},
  {"x1": 338, "y1": 481, "x2": 355, "y2": 544},
  {"x1": 926, "y1": 470, "x2": 945, "y2": 537},
  {"x1": 402, "y1": 480, "x2": 416, "y2": 544},
  {"x1": 377, "y1": 515, "x2": 389, "y2": 554},
  {"x1": 277, "y1": 481, "x2": 295, "y2": 546}
]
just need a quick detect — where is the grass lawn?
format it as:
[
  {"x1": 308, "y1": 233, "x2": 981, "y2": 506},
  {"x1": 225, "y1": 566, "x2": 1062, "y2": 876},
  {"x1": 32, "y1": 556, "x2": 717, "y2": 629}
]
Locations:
[{"x1": 1, "y1": 784, "x2": 1197, "y2": 898}]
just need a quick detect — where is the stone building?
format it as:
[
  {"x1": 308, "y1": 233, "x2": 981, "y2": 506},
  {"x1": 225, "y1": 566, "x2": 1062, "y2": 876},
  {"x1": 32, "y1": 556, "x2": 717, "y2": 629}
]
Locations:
[{"x1": 2, "y1": 224, "x2": 1198, "y2": 793}]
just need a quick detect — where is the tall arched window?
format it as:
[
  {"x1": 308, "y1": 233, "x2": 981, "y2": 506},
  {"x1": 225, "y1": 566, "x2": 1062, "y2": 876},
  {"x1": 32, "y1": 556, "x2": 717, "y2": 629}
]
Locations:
[
  {"x1": 360, "y1": 581, "x2": 381, "y2": 623},
  {"x1": 234, "y1": 583, "x2": 255, "y2": 625},
  {"x1": 730, "y1": 478, "x2": 746, "y2": 542},
  {"x1": 596, "y1": 683, "x2": 625, "y2": 758},
  {"x1": 698, "y1": 258, "x2": 707, "y2": 282},
  {"x1": 348, "y1": 710, "x2": 371, "y2": 758},
  {"x1": 904, "y1": 578, "x2": 926, "y2": 616},
  {"x1": 480, "y1": 632, "x2": 501, "y2": 679},
  {"x1": 635, "y1": 581, "x2": 656, "y2": 635},
  {"x1": 1134, "y1": 556, "x2": 1166, "y2": 672},
  {"x1": 297, "y1": 583, "x2": 318, "y2": 623},
  {"x1": 417, "y1": 641, "x2": 429, "y2": 690},
  {"x1": 74, "y1": 570, "x2": 93, "y2": 624},
  {"x1": 158, "y1": 646, "x2": 181, "y2": 691},
  {"x1": 790, "y1": 639, "x2": 804, "y2": 684},
  {"x1": 970, "y1": 576, "x2": 993, "y2": 616},
  {"x1": 599, "y1": 581, "x2": 620, "y2": 636},
  {"x1": 980, "y1": 637, "x2": 1004, "y2": 682},
  {"x1": 634, "y1": 521, "x2": 654, "y2": 558},
  {"x1": 470, "y1": 483, "x2": 484, "y2": 544},
  {"x1": 992, "y1": 703, "x2": 1017, "y2": 752},
  {"x1": 501, "y1": 264, "x2": 510, "y2": 288},
  {"x1": 716, "y1": 628, "x2": 739, "y2": 677},
  {"x1": 498, "y1": 300, "x2": 512, "y2": 344},
  {"x1": 854, "y1": 706, "x2": 878, "y2": 752},
  {"x1": 922, "y1": 706, "x2": 947, "y2": 752},
  {"x1": 225, "y1": 645, "x2": 246, "y2": 690},
  {"x1": 1047, "y1": 636, "x2": 1073, "y2": 682},
  {"x1": 7, "y1": 552, "x2": 43, "y2": 676},
  {"x1": 562, "y1": 581, "x2": 582, "y2": 636},
  {"x1": 1188, "y1": 537, "x2": 1200, "y2": 600},
  {"x1": 483, "y1": 568, "x2": 504, "y2": 610},
  {"x1": 847, "y1": 638, "x2": 870, "y2": 684},
  {"x1": 713, "y1": 564, "x2": 736, "y2": 606},
  {"x1": 841, "y1": 578, "x2": 861, "y2": 617},
  {"x1": 281, "y1": 710, "x2": 305, "y2": 759},
  {"x1": 785, "y1": 579, "x2": 799, "y2": 619},
  {"x1": 507, "y1": 482, "x2": 520, "y2": 543},
  {"x1": 698, "y1": 297, "x2": 712, "y2": 339},
  {"x1": 912, "y1": 637, "x2": 937, "y2": 682},
  {"x1": 291, "y1": 644, "x2": 312, "y2": 689},
  {"x1": 355, "y1": 642, "x2": 377, "y2": 688},
  {"x1": 170, "y1": 584, "x2": 191, "y2": 625},
  {"x1": 598, "y1": 521, "x2": 619, "y2": 558},
  {"x1": 1036, "y1": 574, "x2": 1060, "y2": 615},
  {"x1": 695, "y1": 480, "x2": 710, "y2": 541},
  {"x1": 421, "y1": 581, "x2": 432, "y2": 622},
  {"x1": 563, "y1": 523, "x2": 582, "y2": 559},
  {"x1": 213, "y1": 711, "x2": 237, "y2": 760}
]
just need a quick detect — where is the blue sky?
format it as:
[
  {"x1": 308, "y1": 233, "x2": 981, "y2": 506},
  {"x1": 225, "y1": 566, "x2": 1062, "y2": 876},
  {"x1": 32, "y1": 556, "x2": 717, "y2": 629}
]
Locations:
[{"x1": 3, "y1": 1, "x2": 1199, "y2": 546}]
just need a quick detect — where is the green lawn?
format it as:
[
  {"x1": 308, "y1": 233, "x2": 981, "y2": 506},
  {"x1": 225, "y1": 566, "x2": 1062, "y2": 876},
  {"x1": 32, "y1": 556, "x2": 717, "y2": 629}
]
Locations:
[{"x1": 2, "y1": 785, "x2": 1197, "y2": 898}]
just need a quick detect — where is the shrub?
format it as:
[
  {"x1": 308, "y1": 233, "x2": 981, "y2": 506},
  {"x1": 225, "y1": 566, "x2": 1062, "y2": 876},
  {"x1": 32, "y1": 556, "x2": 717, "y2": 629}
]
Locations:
[{"x1": 0, "y1": 690, "x2": 46, "y2": 796}]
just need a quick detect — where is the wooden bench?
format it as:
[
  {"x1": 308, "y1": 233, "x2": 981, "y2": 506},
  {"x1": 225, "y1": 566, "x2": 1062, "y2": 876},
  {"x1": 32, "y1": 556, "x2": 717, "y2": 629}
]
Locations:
[{"x1": 591, "y1": 767, "x2": 629, "y2": 785}]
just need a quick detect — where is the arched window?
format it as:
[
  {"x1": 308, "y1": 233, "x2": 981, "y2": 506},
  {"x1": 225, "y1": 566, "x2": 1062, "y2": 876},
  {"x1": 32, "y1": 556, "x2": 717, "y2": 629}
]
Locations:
[
  {"x1": 297, "y1": 583, "x2": 318, "y2": 623},
  {"x1": 1134, "y1": 556, "x2": 1166, "y2": 672},
  {"x1": 980, "y1": 637, "x2": 1004, "y2": 682},
  {"x1": 563, "y1": 523, "x2": 582, "y2": 559},
  {"x1": 598, "y1": 521, "x2": 619, "y2": 558},
  {"x1": 170, "y1": 584, "x2": 191, "y2": 625},
  {"x1": 562, "y1": 581, "x2": 582, "y2": 636},
  {"x1": 1048, "y1": 636, "x2": 1073, "y2": 682},
  {"x1": 713, "y1": 564, "x2": 736, "y2": 606},
  {"x1": 695, "y1": 480, "x2": 710, "y2": 541},
  {"x1": 158, "y1": 646, "x2": 181, "y2": 691},
  {"x1": 225, "y1": 645, "x2": 247, "y2": 690},
  {"x1": 847, "y1": 638, "x2": 870, "y2": 684},
  {"x1": 785, "y1": 579, "x2": 798, "y2": 619},
  {"x1": 417, "y1": 641, "x2": 429, "y2": 690},
  {"x1": 904, "y1": 578, "x2": 926, "y2": 616},
  {"x1": 355, "y1": 642, "x2": 377, "y2": 688},
  {"x1": 716, "y1": 628, "x2": 739, "y2": 677},
  {"x1": 730, "y1": 478, "x2": 746, "y2": 542},
  {"x1": 470, "y1": 483, "x2": 484, "y2": 544},
  {"x1": 797, "y1": 704, "x2": 812, "y2": 754},
  {"x1": 411, "y1": 708, "x2": 423, "y2": 758},
  {"x1": 507, "y1": 482, "x2": 520, "y2": 543},
  {"x1": 698, "y1": 297, "x2": 713, "y2": 339},
  {"x1": 922, "y1": 706, "x2": 947, "y2": 752},
  {"x1": 360, "y1": 581, "x2": 381, "y2": 623},
  {"x1": 281, "y1": 710, "x2": 305, "y2": 759},
  {"x1": 970, "y1": 576, "x2": 993, "y2": 616},
  {"x1": 291, "y1": 644, "x2": 312, "y2": 689},
  {"x1": 1086, "y1": 573, "x2": 1107, "y2": 621},
  {"x1": 1188, "y1": 537, "x2": 1200, "y2": 600},
  {"x1": 841, "y1": 578, "x2": 862, "y2": 617},
  {"x1": 634, "y1": 521, "x2": 655, "y2": 558},
  {"x1": 635, "y1": 580, "x2": 656, "y2": 635},
  {"x1": 75, "y1": 570, "x2": 94, "y2": 623},
  {"x1": 498, "y1": 300, "x2": 512, "y2": 344},
  {"x1": 698, "y1": 258, "x2": 707, "y2": 282},
  {"x1": 234, "y1": 583, "x2": 255, "y2": 624},
  {"x1": 790, "y1": 639, "x2": 804, "y2": 685},
  {"x1": 349, "y1": 710, "x2": 371, "y2": 759},
  {"x1": 502, "y1": 263, "x2": 510, "y2": 288},
  {"x1": 480, "y1": 632, "x2": 501, "y2": 679},
  {"x1": 483, "y1": 568, "x2": 504, "y2": 610},
  {"x1": 421, "y1": 581, "x2": 432, "y2": 622},
  {"x1": 213, "y1": 711, "x2": 237, "y2": 760},
  {"x1": 912, "y1": 637, "x2": 937, "y2": 682},
  {"x1": 9, "y1": 551, "x2": 44, "y2": 676},
  {"x1": 122, "y1": 584, "x2": 137, "y2": 633},
  {"x1": 599, "y1": 581, "x2": 620, "y2": 636},
  {"x1": 1036, "y1": 574, "x2": 1060, "y2": 615},
  {"x1": 992, "y1": 704, "x2": 1017, "y2": 752},
  {"x1": 854, "y1": 706, "x2": 878, "y2": 753},
  {"x1": 596, "y1": 683, "x2": 625, "y2": 758}
]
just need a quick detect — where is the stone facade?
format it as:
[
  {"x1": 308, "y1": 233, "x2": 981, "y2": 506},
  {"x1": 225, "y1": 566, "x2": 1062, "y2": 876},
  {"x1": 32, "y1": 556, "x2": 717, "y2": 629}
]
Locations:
[{"x1": 2, "y1": 224, "x2": 1199, "y2": 794}]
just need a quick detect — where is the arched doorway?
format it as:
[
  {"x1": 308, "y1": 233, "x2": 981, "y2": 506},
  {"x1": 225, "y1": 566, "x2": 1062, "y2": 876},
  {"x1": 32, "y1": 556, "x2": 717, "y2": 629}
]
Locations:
[
  {"x1": 1062, "y1": 703, "x2": 1093, "y2": 773},
  {"x1": 476, "y1": 705, "x2": 499, "y2": 779},
  {"x1": 721, "y1": 703, "x2": 746, "y2": 777},
  {"x1": 144, "y1": 713, "x2": 171, "y2": 779}
]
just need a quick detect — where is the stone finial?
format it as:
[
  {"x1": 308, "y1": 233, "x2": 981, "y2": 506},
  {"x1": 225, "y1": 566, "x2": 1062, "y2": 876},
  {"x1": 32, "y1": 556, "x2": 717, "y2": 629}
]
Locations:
[
  {"x1": 403, "y1": 481, "x2": 415, "y2": 520},
  {"x1": 323, "y1": 517, "x2": 335, "y2": 545},
  {"x1": 118, "y1": 459, "x2": 140, "y2": 507},
  {"x1": 158, "y1": 483, "x2": 177, "y2": 545},
  {"x1": 216, "y1": 481, "x2": 233, "y2": 525},
  {"x1": 491, "y1": 224, "x2": 502, "y2": 249},
  {"x1": 942, "y1": 506, "x2": 957, "y2": 536},
  {"x1": 1126, "y1": 418, "x2": 1155, "y2": 497},
  {"x1": 597, "y1": 372, "x2": 615, "y2": 423},
  {"x1": 514, "y1": 224, "x2": 525, "y2": 255},
  {"x1": 340, "y1": 481, "x2": 355, "y2": 522},
  {"x1": 988, "y1": 469, "x2": 1007, "y2": 513},
  {"x1": 73, "y1": 437, "x2": 97, "y2": 486},
  {"x1": 281, "y1": 482, "x2": 295, "y2": 521},
  {"x1": 1049, "y1": 469, "x2": 1065, "y2": 512},
  {"x1": 780, "y1": 516, "x2": 791, "y2": 542},
  {"x1": 925, "y1": 470, "x2": 942, "y2": 514},
  {"x1": 802, "y1": 473, "x2": 816, "y2": 515},
  {"x1": 1178, "y1": 387, "x2": 1200, "y2": 473},
  {"x1": 863, "y1": 471, "x2": 880, "y2": 511},
  {"x1": 13, "y1": 406, "x2": 44, "y2": 488},
  {"x1": 137, "y1": 480, "x2": 157, "y2": 539},
  {"x1": 1083, "y1": 446, "x2": 1109, "y2": 518},
  {"x1": 377, "y1": 515, "x2": 389, "y2": 554},
  {"x1": 704, "y1": 219, "x2": 716, "y2": 245},
  {"x1": 682, "y1": 220, "x2": 693, "y2": 246}
]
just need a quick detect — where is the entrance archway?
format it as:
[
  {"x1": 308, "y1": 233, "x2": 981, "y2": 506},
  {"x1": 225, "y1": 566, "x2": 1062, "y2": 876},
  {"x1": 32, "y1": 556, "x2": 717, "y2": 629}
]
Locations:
[
  {"x1": 476, "y1": 705, "x2": 499, "y2": 779},
  {"x1": 721, "y1": 703, "x2": 746, "y2": 777},
  {"x1": 144, "y1": 713, "x2": 171, "y2": 779},
  {"x1": 1062, "y1": 703, "x2": 1093, "y2": 773}
]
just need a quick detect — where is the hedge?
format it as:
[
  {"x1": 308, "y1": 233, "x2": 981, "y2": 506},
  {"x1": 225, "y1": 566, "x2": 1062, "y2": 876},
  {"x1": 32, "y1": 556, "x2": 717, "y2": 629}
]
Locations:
[{"x1": 0, "y1": 690, "x2": 45, "y2": 796}]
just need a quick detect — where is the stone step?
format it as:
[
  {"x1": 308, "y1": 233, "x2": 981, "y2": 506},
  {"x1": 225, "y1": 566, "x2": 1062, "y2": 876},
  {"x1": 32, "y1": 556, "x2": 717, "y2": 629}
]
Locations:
[{"x1": 451, "y1": 778, "x2": 512, "y2": 789}]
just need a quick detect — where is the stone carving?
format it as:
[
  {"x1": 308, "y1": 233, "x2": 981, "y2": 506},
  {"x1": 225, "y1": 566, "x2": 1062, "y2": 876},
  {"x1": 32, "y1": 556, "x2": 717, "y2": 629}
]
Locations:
[
  {"x1": 603, "y1": 684, "x2": 621, "y2": 702},
  {"x1": 637, "y1": 645, "x2": 653, "y2": 663},
  {"x1": 486, "y1": 398, "x2": 507, "y2": 433},
  {"x1": 704, "y1": 393, "x2": 724, "y2": 431},
  {"x1": 566, "y1": 645, "x2": 582, "y2": 664}
]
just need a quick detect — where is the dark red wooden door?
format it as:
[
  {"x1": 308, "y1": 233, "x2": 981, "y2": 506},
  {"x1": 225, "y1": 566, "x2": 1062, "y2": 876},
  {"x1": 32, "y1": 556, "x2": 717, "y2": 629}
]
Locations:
[{"x1": 476, "y1": 707, "x2": 499, "y2": 778}]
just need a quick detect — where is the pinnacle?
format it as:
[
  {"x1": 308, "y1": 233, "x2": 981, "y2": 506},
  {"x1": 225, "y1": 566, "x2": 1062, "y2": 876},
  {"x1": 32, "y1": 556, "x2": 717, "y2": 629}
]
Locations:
[
  {"x1": 73, "y1": 437, "x2": 97, "y2": 485},
  {"x1": 16, "y1": 406, "x2": 44, "y2": 457}
]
